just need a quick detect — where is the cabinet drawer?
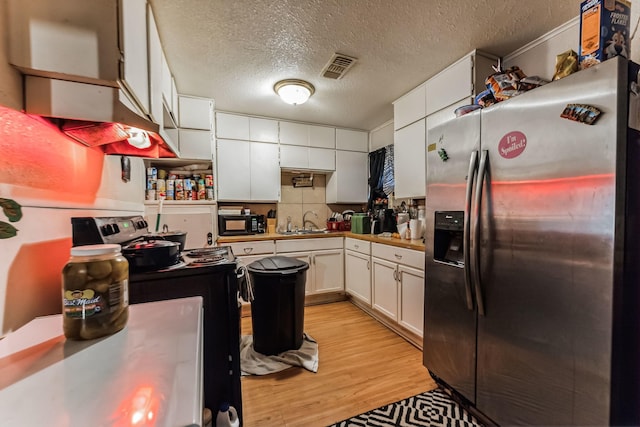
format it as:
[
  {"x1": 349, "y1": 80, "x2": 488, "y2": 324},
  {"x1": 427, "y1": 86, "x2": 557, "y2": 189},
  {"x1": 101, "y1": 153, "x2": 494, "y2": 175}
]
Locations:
[
  {"x1": 372, "y1": 243, "x2": 424, "y2": 270},
  {"x1": 228, "y1": 240, "x2": 275, "y2": 257},
  {"x1": 345, "y1": 237, "x2": 370, "y2": 255},
  {"x1": 276, "y1": 237, "x2": 342, "y2": 253}
]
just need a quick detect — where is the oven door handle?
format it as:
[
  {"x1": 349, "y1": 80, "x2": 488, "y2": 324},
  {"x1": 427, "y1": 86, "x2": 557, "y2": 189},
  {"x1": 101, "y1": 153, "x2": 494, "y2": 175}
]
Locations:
[{"x1": 236, "y1": 266, "x2": 246, "y2": 281}]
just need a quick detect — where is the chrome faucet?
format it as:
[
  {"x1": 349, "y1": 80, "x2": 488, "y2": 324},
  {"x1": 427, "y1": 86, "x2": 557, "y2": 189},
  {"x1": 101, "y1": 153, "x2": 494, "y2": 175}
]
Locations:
[{"x1": 302, "y1": 210, "x2": 318, "y2": 230}]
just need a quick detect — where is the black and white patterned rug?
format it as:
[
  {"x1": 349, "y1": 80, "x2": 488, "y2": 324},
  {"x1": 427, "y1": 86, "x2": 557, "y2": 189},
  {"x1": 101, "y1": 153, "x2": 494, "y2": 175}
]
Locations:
[{"x1": 329, "y1": 388, "x2": 483, "y2": 427}]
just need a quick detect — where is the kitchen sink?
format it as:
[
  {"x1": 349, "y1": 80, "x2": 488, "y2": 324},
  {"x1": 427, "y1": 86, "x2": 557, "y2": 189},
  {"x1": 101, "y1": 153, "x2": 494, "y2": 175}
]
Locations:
[{"x1": 277, "y1": 230, "x2": 331, "y2": 235}]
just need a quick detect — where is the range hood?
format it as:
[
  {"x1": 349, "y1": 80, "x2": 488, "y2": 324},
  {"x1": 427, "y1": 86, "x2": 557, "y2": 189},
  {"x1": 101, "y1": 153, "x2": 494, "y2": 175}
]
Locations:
[{"x1": 23, "y1": 75, "x2": 177, "y2": 158}]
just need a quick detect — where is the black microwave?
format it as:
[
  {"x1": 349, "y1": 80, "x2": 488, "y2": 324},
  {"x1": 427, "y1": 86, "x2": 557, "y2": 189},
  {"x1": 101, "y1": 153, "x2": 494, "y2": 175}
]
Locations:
[{"x1": 218, "y1": 214, "x2": 259, "y2": 236}]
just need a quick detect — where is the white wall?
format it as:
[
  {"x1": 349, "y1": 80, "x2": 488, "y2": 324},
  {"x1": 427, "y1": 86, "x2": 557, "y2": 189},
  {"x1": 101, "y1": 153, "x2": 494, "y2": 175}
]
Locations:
[{"x1": 0, "y1": 149, "x2": 146, "y2": 336}]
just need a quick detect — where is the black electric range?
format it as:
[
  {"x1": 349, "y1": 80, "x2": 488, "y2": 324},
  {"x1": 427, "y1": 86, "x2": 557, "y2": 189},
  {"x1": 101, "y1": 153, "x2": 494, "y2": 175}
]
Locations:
[{"x1": 71, "y1": 216, "x2": 243, "y2": 423}]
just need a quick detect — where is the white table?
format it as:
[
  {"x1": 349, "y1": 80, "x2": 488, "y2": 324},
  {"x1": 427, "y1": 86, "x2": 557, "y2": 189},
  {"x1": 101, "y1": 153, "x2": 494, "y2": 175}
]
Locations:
[{"x1": 0, "y1": 297, "x2": 204, "y2": 427}]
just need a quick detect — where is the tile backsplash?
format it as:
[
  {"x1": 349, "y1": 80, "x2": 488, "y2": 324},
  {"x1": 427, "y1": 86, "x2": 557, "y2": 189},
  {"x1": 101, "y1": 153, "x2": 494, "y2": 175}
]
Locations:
[
  {"x1": 278, "y1": 172, "x2": 331, "y2": 231},
  {"x1": 221, "y1": 172, "x2": 365, "y2": 232},
  {"x1": 278, "y1": 172, "x2": 364, "y2": 231}
]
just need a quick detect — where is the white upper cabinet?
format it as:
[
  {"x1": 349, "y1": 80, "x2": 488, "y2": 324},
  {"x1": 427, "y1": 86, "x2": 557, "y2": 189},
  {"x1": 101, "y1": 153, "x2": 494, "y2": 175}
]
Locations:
[
  {"x1": 336, "y1": 129, "x2": 368, "y2": 152},
  {"x1": 9, "y1": 0, "x2": 119, "y2": 81},
  {"x1": 309, "y1": 148, "x2": 336, "y2": 171},
  {"x1": 425, "y1": 50, "x2": 497, "y2": 117},
  {"x1": 8, "y1": 0, "x2": 150, "y2": 116},
  {"x1": 250, "y1": 142, "x2": 280, "y2": 201},
  {"x1": 394, "y1": 118, "x2": 426, "y2": 199},
  {"x1": 216, "y1": 113, "x2": 250, "y2": 140},
  {"x1": 147, "y1": 5, "x2": 163, "y2": 126},
  {"x1": 279, "y1": 122, "x2": 308, "y2": 145},
  {"x1": 280, "y1": 146, "x2": 335, "y2": 171},
  {"x1": 249, "y1": 117, "x2": 279, "y2": 143},
  {"x1": 393, "y1": 83, "x2": 426, "y2": 130},
  {"x1": 326, "y1": 150, "x2": 368, "y2": 203},
  {"x1": 161, "y1": 52, "x2": 173, "y2": 112},
  {"x1": 216, "y1": 139, "x2": 251, "y2": 201},
  {"x1": 121, "y1": 0, "x2": 149, "y2": 115},
  {"x1": 280, "y1": 122, "x2": 335, "y2": 148},
  {"x1": 216, "y1": 113, "x2": 278, "y2": 143},
  {"x1": 370, "y1": 121, "x2": 394, "y2": 152},
  {"x1": 171, "y1": 76, "x2": 179, "y2": 121},
  {"x1": 178, "y1": 129, "x2": 213, "y2": 160},
  {"x1": 217, "y1": 139, "x2": 280, "y2": 201},
  {"x1": 308, "y1": 125, "x2": 335, "y2": 148},
  {"x1": 280, "y1": 145, "x2": 308, "y2": 169},
  {"x1": 179, "y1": 95, "x2": 213, "y2": 130}
]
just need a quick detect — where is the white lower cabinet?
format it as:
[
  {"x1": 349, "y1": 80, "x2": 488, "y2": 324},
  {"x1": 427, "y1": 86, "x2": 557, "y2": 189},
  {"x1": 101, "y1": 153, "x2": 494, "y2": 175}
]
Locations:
[
  {"x1": 372, "y1": 257, "x2": 399, "y2": 321},
  {"x1": 371, "y1": 243, "x2": 425, "y2": 337},
  {"x1": 345, "y1": 238, "x2": 372, "y2": 305},
  {"x1": 275, "y1": 238, "x2": 344, "y2": 296},
  {"x1": 311, "y1": 249, "x2": 344, "y2": 293},
  {"x1": 398, "y1": 264, "x2": 424, "y2": 336}
]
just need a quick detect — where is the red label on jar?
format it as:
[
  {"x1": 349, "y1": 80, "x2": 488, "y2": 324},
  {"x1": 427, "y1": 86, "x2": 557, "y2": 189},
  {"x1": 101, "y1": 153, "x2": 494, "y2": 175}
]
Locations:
[{"x1": 498, "y1": 131, "x2": 527, "y2": 159}]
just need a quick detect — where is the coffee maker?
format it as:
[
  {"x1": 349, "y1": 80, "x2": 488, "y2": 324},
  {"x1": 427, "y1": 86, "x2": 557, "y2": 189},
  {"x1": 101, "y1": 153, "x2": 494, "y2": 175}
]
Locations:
[{"x1": 371, "y1": 207, "x2": 397, "y2": 234}]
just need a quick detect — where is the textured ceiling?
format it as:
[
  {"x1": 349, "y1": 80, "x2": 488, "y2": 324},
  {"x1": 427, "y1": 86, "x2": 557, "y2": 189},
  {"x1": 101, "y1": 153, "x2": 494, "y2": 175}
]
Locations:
[{"x1": 149, "y1": 0, "x2": 581, "y2": 131}]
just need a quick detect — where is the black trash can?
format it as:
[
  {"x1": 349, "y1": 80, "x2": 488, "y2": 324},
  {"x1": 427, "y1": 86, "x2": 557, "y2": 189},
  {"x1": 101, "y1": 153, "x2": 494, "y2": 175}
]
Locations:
[{"x1": 247, "y1": 256, "x2": 309, "y2": 355}]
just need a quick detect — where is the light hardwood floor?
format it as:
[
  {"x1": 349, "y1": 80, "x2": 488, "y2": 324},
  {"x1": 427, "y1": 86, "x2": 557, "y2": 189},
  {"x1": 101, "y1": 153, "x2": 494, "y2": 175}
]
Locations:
[{"x1": 240, "y1": 301, "x2": 437, "y2": 427}]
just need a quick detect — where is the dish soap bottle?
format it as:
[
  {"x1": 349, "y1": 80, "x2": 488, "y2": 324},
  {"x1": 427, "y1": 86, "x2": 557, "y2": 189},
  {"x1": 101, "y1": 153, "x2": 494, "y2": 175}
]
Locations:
[{"x1": 216, "y1": 402, "x2": 239, "y2": 427}]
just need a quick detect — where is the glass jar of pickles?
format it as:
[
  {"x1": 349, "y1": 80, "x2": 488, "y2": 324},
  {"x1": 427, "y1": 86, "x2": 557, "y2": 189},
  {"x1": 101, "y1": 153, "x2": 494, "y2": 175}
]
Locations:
[{"x1": 62, "y1": 244, "x2": 129, "y2": 340}]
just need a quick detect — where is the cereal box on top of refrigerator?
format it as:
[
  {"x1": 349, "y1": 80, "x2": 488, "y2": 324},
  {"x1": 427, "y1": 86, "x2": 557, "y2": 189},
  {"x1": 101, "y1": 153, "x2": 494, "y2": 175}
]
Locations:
[{"x1": 579, "y1": 0, "x2": 631, "y2": 69}]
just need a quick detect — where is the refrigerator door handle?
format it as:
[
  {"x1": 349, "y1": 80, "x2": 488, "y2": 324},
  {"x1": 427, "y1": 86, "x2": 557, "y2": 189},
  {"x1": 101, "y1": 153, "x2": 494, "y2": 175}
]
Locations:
[
  {"x1": 473, "y1": 149, "x2": 488, "y2": 316},
  {"x1": 463, "y1": 150, "x2": 478, "y2": 311}
]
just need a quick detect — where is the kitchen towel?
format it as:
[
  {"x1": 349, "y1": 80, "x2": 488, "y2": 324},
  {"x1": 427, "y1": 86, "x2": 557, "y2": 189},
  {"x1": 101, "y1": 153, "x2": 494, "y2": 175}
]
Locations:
[
  {"x1": 236, "y1": 262, "x2": 254, "y2": 303},
  {"x1": 239, "y1": 333, "x2": 318, "y2": 375}
]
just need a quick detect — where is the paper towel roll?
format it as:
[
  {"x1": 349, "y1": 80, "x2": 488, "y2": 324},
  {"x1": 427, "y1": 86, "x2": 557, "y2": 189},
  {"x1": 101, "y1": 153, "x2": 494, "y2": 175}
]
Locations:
[{"x1": 410, "y1": 219, "x2": 421, "y2": 240}]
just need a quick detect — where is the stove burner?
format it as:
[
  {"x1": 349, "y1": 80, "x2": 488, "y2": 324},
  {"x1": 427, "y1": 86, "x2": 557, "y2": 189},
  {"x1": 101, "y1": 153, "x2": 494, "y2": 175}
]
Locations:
[
  {"x1": 189, "y1": 255, "x2": 225, "y2": 266},
  {"x1": 186, "y1": 247, "x2": 228, "y2": 258}
]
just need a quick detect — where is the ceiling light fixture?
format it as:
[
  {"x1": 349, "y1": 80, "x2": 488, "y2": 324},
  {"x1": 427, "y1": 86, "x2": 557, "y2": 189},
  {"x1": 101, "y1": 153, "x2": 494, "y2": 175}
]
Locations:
[{"x1": 274, "y1": 79, "x2": 315, "y2": 105}]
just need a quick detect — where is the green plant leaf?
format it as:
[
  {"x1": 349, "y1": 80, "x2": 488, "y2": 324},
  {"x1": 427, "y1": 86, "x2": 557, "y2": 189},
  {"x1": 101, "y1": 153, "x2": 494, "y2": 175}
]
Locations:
[
  {"x1": 0, "y1": 221, "x2": 18, "y2": 239},
  {"x1": 0, "y1": 198, "x2": 22, "y2": 222}
]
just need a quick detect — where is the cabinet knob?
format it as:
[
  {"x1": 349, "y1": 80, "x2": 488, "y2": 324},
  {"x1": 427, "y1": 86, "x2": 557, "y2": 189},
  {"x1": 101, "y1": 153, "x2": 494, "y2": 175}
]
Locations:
[
  {"x1": 354, "y1": 244, "x2": 359, "y2": 249},
  {"x1": 394, "y1": 254, "x2": 402, "y2": 260},
  {"x1": 244, "y1": 247, "x2": 253, "y2": 254}
]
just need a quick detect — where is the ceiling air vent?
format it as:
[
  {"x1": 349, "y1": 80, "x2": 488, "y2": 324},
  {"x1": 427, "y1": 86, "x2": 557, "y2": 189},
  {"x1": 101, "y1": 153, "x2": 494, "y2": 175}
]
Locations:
[{"x1": 321, "y1": 53, "x2": 358, "y2": 79}]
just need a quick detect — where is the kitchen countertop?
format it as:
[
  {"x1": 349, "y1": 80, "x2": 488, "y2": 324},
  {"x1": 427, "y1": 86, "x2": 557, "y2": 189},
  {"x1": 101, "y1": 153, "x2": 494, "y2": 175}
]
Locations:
[
  {"x1": 0, "y1": 297, "x2": 204, "y2": 427},
  {"x1": 218, "y1": 231, "x2": 426, "y2": 251}
]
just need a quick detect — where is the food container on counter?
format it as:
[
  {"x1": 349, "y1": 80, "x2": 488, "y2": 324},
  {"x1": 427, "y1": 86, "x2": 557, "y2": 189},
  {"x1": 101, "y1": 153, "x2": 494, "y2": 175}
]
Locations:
[
  {"x1": 62, "y1": 244, "x2": 129, "y2": 340},
  {"x1": 327, "y1": 220, "x2": 343, "y2": 231}
]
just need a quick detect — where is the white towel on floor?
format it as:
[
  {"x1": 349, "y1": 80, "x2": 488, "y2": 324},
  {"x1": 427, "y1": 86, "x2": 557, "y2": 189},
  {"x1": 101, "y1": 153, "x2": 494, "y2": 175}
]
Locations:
[{"x1": 240, "y1": 333, "x2": 319, "y2": 376}]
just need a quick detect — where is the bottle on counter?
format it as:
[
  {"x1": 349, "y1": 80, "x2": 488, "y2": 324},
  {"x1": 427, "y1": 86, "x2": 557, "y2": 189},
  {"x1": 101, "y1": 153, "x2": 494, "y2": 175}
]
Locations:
[
  {"x1": 61, "y1": 244, "x2": 129, "y2": 340},
  {"x1": 215, "y1": 403, "x2": 240, "y2": 427}
]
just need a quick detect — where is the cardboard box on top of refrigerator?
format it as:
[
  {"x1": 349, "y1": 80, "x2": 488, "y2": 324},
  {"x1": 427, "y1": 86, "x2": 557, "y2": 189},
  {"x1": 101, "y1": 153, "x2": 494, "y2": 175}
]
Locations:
[{"x1": 579, "y1": 0, "x2": 631, "y2": 69}]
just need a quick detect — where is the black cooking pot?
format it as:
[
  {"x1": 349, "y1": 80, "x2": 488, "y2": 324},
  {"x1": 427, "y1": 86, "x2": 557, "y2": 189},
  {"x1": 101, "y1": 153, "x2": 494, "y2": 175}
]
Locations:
[
  {"x1": 143, "y1": 230, "x2": 187, "y2": 252},
  {"x1": 122, "y1": 239, "x2": 181, "y2": 272}
]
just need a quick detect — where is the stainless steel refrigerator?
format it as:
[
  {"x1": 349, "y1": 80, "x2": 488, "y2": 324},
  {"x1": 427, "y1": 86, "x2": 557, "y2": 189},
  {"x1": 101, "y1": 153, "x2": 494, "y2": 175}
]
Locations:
[{"x1": 423, "y1": 57, "x2": 640, "y2": 426}]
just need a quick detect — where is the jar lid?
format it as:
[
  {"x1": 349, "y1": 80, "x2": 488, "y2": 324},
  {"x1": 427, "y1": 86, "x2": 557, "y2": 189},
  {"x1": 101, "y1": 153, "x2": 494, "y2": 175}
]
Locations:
[{"x1": 70, "y1": 244, "x2": 121, "y2": 257}]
